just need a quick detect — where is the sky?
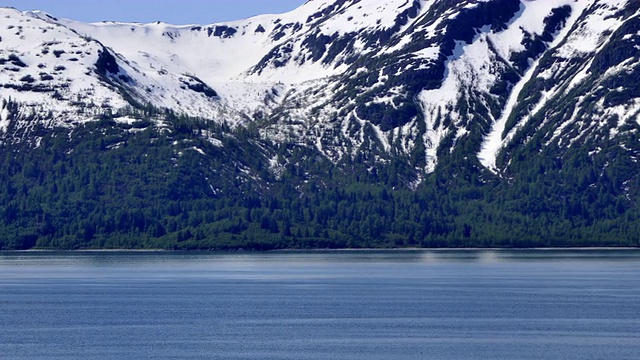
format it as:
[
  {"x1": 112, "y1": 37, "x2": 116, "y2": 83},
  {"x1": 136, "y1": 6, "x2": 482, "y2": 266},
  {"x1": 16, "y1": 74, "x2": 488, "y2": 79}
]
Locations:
[{"x1": 0, "y1": 0, "x2": 306, "y2": 24}]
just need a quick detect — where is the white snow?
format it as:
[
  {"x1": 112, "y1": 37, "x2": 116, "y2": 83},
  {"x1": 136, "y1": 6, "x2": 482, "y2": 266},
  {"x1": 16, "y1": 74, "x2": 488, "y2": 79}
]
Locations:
[
  {"x1": 313, "y1": 0, "x2": 422, "y2": 36},
  {"x1": 0, "y1": 100, "x2": 10, "y2": 133},
  {"x1": 490, "y1": 0, "x2": 577, "y2": 59},
  {"x1": 190, "y1": 146, "x2": 206, "y2": 156},
  {"x1": 417, "y1": 0, "x2": 592, "y2": 173},
  {"x1": 113, "y1": 116, "x2": 140, "y2": 125},
  {"x1": 478, "y1": 0, "x2": 592, "y2": 172},
  {"x1": 413, "y1": 46, "x2": 440, "y2": 60},
  {"x1": 14, "y1": 0, "x2": 420, "y2": 128},
  {"x1": 384, "y1": 34, "x2": 414, "y2": 54},
  {"x1": 419, "y1": 33, "x2": 498, "y2": 172},
  {"x1": 0, "y1": 8, "x2": 132, "y2": 127},
  {"x1": 1, "y1": 0, "x2": 639, "y2": 173},
  {"x1": 555, "y1": 0, "x2": 628, "y2": 58},
  {"x1": 478, "y1": 63, "x2": 536, "y2": 171}
]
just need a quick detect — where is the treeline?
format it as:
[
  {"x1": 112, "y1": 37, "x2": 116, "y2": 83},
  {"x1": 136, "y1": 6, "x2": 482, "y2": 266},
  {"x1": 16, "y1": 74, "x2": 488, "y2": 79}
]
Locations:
[{"x1": 0, "y1": 109, "x2": 638, "y2": 250}]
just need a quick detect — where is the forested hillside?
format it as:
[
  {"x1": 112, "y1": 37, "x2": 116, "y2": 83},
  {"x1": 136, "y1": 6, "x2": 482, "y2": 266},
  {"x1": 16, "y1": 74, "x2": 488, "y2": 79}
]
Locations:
[
  {"x1": 1, "y1": 0, "x2": 639, "y2": 249},
  {"x1": 1, "y1": 106, "x2": 638, "y2": 250}
]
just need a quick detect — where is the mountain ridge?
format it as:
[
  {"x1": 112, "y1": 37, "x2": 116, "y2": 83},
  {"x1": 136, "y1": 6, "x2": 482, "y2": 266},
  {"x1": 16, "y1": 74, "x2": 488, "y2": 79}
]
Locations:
[{"x1": 2, "y1": 1, "x2": 638, "y2": 172}]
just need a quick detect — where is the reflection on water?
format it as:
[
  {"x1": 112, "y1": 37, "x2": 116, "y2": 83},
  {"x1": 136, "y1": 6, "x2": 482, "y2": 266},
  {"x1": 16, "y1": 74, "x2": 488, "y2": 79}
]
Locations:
[
  {"x1": 2, "y1": 248, "x2": 639, "y2": 268},
  {"x1": 1, "y1": 249, "x2": 639, "y2": 360}
]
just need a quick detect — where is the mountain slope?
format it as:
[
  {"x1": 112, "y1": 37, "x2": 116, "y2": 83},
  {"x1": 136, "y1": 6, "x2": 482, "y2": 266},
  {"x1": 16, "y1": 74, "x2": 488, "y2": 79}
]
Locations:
[
  {"x1": 2, "y1": 1, "x2": 639, "y2": 174},
  {"x1": 485, "y1": 0, "x2": 640, "y2": 170}
]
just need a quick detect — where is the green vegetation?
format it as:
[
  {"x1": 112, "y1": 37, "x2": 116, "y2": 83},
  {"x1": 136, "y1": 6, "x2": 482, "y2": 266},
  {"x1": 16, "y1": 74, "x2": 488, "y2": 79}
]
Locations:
[{"x1": 0, "y1": 104, "x2": 638, "y2": 250}]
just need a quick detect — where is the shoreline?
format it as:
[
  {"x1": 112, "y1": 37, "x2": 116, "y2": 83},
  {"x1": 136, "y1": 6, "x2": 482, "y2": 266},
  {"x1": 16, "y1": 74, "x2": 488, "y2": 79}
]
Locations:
[{"x1": 3, "y1": 246, "x2": 639, "y2": 253}]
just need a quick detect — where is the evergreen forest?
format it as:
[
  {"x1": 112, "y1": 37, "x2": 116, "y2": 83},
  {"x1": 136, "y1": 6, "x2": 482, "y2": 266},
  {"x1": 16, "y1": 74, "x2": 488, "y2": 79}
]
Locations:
[{"x1": 0, "y1": 106, "x2": 639, "y2": 250}]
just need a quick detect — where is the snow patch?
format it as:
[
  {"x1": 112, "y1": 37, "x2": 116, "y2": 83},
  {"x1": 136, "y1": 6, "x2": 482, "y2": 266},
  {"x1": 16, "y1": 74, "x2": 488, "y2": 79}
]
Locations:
[
  {"x1": 190, "y1": 146, "x2": 206, "y2": 156},
  {"x1": 478, "y1": 0, "x2": 592, "y2": 172},
  {"x1": 113, "y1": 116, "x2": 140, "y2": 125},
  {"x1": 419, "y1": 34, "x2": 498, "y2": 172},
  {"x1": 0, "y1": 100, "x2": 10, "y2": 133}
]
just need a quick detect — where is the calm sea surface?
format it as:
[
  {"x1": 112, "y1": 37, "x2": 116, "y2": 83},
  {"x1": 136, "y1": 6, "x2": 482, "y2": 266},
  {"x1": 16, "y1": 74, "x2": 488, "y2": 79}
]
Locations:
[{"x1": 1, "y1": 249, "x2": 639, "y2": 360}]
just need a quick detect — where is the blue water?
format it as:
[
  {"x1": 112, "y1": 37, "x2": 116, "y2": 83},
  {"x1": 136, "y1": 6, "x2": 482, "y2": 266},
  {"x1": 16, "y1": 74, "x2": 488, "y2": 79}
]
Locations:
[{"x1": 1, "y1": 250, "x2": 639, "y2": 359}]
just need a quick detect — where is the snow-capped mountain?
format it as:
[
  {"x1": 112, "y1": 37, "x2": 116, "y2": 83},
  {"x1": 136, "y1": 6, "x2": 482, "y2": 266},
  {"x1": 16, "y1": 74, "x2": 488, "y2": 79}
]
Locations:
[
  {"x1": 1, "y1": 0, "x2": 639, "y2": 176},
  {"x1": 2, "y1": 0, "x2": 640, "y2": 250}
]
